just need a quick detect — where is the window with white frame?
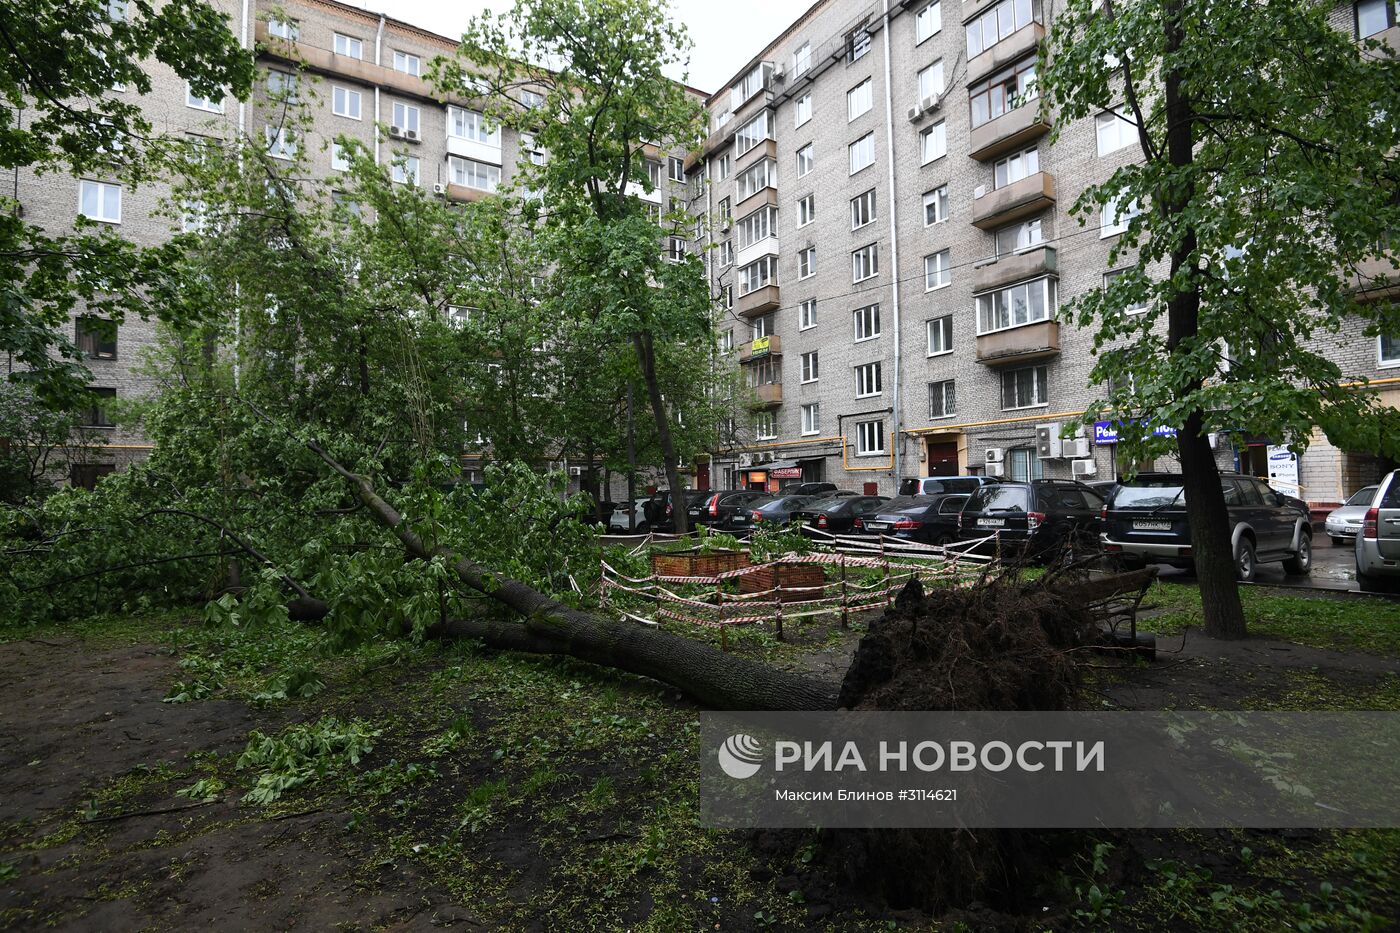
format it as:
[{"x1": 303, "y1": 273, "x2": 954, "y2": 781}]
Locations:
[
  {"x1": 850, "y1": 188, "x2": 876, "y2": 229},
  {"x1": 848, "y1": 78, "x2": 873, "y2": 121},
  {"x1": 185, "y1": 83, "x2": 224, "y2": 113},
  {"x1": 918, "y1": 61, "x2": 945, "y2": 100},
  {"x1": 916, "y1": 1, "x2": 942, "y2": 43},
  {"x1": 798, "y1": 193, "x2": 815, "y2": 226},
  {"x1": 718, "y1": 240, "x2": 733, "y2": 266},
  {"x1": 852, "y1": 243, "x2": 879, "y2": 282},
  {"x1": 181, "y1": 198, "x2": 207, "y2": 233},
  {"x1": 734, "y1": 62, "x2": 773, "y2": 107},
  {"x1": 755, "y1": 411, "x2": 777, "y2": 440},
  {"x1": 926, "y1": 315, "x2": 953, "y2": 355},
  {"x1": 1103, "y1": 269, "x2": 1149, "y2": 314},
  {"x1": 801, "y1": 402, "x2": 821, "y2": 436},
  {"x1": 969, "y1": 58, "x2": 1037, "y2": 128},
  {"x1": 995, "y1": 217, "x2": 1043, "y2": 255},
  {"x1": 849, "y1": 133, "x2": 875, "y2": 174},
  {"x1": 855, "y1": 361, "x2": 882, "y2": 397},
  {"x1": 719, "y1": 329, "x2": 734, "y2": 352},
  {"x1": 739, "y1": 256, "x2": 779, "y2": 295},
  {"x1": 667, "y1": 237, "x2": 687, "y2": 262},
  {"x1": 267, "y1": 16, "x2": 298, "y2": 40},
  {"x1": 923, "y1": 185, "x2": 949, "y2": 225},
  {"x1": 1096, "y1": 109, "x2": 1137, "y2": 156},
  {"x1": 976, "y1": 276, "x2": 1057, "y2": 333},
  {"x1": 393, "y1": 50, "x2": 421, "y2": 76},
  {"x1": 332, "y1": 191, "x2": 361, "y2": 220},
  {"x1": 264, "y1": 126, "x2": 297, "y2": 160},
  {"x1": 920, "y1": 120, "x2": 947, "y2": 163},
  {"x1": 723, "y1": 284, "x2": 734, "y2": 309},
  {"x1": 449, "y1": 156, "x2": 500, "y2": 191},
  {"x1": 331, "y1": 143, "x2": 350, "y2": 171},
  {"x1": 716, "y1": 153, "x2": 731, "y2": 180},
  {"x1": 752, "y1": 314, "x2": 775, "y2": 339},
  {"x1": 929, "y1": 379, "x2": 956, "y2": 418},
  {"x1": 798, "y1": 246, "x2": 816, "y2": 279},
  {"x1": 796, "y1": 143, "x2": 814, "y2": 177},
  {"x1": 1381, "y1": 333, "x2": 1400, "y2": 366},
  {"x1": 799, "y1": 298, "x2": 817, "y2": 330},
  {"x1": 1356, "y1": 0, "x2": 1396, "y2": 39},
  {"x1": 266, "y1": 71, "x2": 298, "y2": 102},
  {"x1": 793, "y1": 41, "x2": 812, "y2": 76},
  {"x1": 848, "y1": 26, "x2": 872, "y2": 63},
  {"x1": 669, "y1": 157, "x2": 685, "y2": 181},
  {"x1": 332, "y1": 85, "x2": 362, "y2": 119},
  {"x1": 392, "y1": 102, "x2": 420, "y2": 136},
  {"x1": 521, "y1": 134, "x2": 546, "y2": 165},
  {"x1": 801, "y1": 350, "x2": 819, "y2": 383},
  {"x1": 736, "y1": 206, "x2": 775, "y2": 250},
  {"x1": 449, "y1": 107, "x2": 499, "y2": 145},
  {"x1": 796, "y1": 93, "x2": 812, "y2": 127},
  {"x1": 966, "y1": 0, "x2": 1036, "y2": 59},
  {"x1": 645, "y1": 159, "x2": 662, "y2": 189},
  {"x1": 855, "y1": 419, "x2": 886, "y2": 455},
  {"x1": 994, "y1": 147, "x2": 1039, "y2": 188},
  {"x1": 79, "y1": 180, "x2": 121, "y2": 223},
  {"x1": 736, "y1": 159, "x2": 775, "y2": 200},
  {"x1": 1100, "y1": 195, "x2": 1140, "y2": 237},
  {"x1": 853, "y1": 303, "x2": 881, "y2": 341},
  {"x1": 333, "y1": 33, "x2": 363, "y2": 59},
  {"x1": 924, "y1": 250, "x2": 951, "y2": 290},
  {"x1": 1001, "y1": 365, "x2": 1048, "y2": 410},
  {"x1": 392, "y1": 156, "x2": 420, "y2": 185},
  {"x1": 735, "y1": 111, "x2": 771, "y2": 156}
]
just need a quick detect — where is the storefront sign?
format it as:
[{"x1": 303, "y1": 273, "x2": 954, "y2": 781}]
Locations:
[
  {"x1": 1266, "y1": 446, "x2": 1301, "y2": 499},
  {"x1": 771, "y1": 467, "x2": 802, "y2": 479},
  {"x1": 1093, "y1": 420, "x2": 1178, "y2": 445}
]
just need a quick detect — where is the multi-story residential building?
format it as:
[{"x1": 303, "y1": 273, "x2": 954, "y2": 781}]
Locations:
[{"x1": 692, "y1": 0, "x2": 1399, "y2": 512}]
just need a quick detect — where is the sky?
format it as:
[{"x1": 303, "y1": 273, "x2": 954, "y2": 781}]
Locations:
[{"x1": 355, "y1": 0, "x2": 813, "y2": 94}]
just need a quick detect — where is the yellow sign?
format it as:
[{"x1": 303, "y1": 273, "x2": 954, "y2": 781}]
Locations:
[{"x1": 750, "y1": 335, "x2": 771, "y2": 357}]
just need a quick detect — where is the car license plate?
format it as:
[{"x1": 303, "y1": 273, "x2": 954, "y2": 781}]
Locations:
[
  {"x1": 978, "y1": 518, "x2": 1005, "y2": 528},
  {"x1": 1134, "y1": 520, "x2": 1171, "y2": 531},
  {"x1": 865, "y1": 522, "x2": 887, "y2": 531}
]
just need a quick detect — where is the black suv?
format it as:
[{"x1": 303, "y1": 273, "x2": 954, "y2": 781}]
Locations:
[
  {"x1": 690, "y1": 490, "x2": 772, "y2": 527},
  {"x1": 957, "y1": 481, "x2": 1106, "y2": 558},
  {"x1": 1102, "y1": 472, "x2": 1313, "y2": 581}
]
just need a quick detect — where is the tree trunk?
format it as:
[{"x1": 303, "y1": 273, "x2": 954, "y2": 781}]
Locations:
[
  {"x1": 632, "y1": 330, "x2": 689, "y2": 534},
  {"x1": 1162, "y1": 0, "x2": 1247, "y2": 639}
]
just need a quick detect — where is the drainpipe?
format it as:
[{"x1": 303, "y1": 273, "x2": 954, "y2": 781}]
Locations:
[
  {"x1": 879, "y1": 0, "x2": 904, "y2": 487},
  {"x1": 374, "y1": 15, "x2": 385, "y2": 164}
]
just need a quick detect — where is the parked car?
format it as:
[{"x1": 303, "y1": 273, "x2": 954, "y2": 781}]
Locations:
[
  {"x1": 779, "y1": 481, "x2": 839, "y2": 496},
  {"x1": 608, "y1": 499, "x2": 650, "y2": 534},
  {"x1": 740, "y1": 494, "x2": 819, "y2": 530},
  {"x1": 1101, "y1": 472, "x2": 1312, "y2": 581},
  {"x1": 692, "y1": 490, "x2": 772, "y2": 527},
  {"x1": 1356, "y1": 470, "x2": 1400, "y2": 593},
  {"x1": 1086, "y1": 480, "x2": 1122, "y2": 501},
  {"x1": 857, "y1": 494, "x2": 969, "y2": 545},
  {"x1": 645, "y1": 490, "x2": 708, "y2": 529},
  {"x1": 898, "y1": 476, "x2": 999, "y2": 497},
  {"x1": 793, "y1": 494, "x2": 889, "y2": 534},
  {"x1": 958, "y1": 481, "x2": 1106, "y2": 559},
  {"x1": 1325, "y1": 485, "x2": 1379, "y2": 545}
]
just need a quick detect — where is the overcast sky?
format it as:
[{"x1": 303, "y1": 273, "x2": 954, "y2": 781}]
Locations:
[{"x1": 355, "y1": 0, "x2": 812, "y2": 94}]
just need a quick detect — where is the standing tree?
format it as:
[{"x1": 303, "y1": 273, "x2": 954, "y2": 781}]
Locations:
[
  {"x1": 442, "y1": 0, "x2": 714, "y2": 532},
  {"x1": 1040, "y1": 0, "x2": 1400, "y2": 638}
]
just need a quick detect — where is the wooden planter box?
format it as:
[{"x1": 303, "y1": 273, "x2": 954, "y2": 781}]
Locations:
[
  {"x1": 650, "y1": 548, "x2": 750, "y2": 578},
  {"x1": 739, "y1": 563, "x2": 826, "y2": 602}
]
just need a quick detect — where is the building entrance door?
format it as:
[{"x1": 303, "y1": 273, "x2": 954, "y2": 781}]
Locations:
[{"x1": 926, "y1": 441, "x2": 959, "y2": 476}]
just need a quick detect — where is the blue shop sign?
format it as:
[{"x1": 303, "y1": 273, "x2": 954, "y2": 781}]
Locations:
[{"x1": 1093, "y1": 420, "x2": 1178, "y2": 445}]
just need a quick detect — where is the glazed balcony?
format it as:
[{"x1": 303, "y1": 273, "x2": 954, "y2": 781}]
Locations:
[
  {"x1": 976, "y1": 320, "x2": 1060, "y2": 366},
  {"x1": 966, "y1": 23, "x2": 1045, "y2": 84},
  {"x1": 1348, "y1": 255, "x2": 1400, "y2": 303},
  {"x1": 972, "y1": 244, "x2": 1057, "y2": 293},
  {"x1": 752, "y1": 383, "x2": 783, "y2": 408},
  {"x1": 736, "y1": 137, "x2": 777, "y2": 172},
  {"x1": 968, "y1": 102, "x2": 1050, "y2": 162},
  {"x1": 737, "y1": 284, "x2": 781, "y2": 318},
  {"x1": 971, "y1": 172, "x2": 1056, "y2": 230}
]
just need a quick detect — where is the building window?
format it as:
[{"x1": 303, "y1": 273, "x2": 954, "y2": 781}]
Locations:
[
  {"x1": 739, "y1": 256, "x2": 779, "y2": 295},
  {"x1": 723, "y1": 285, "x2": 734, "y2": 309},
  {"x1": 393, "y1": 50, "x2": 421, "y2": 76},
  {"x1": 1096, "y1": 109, "x2": 1137, "y2": 156},
  {"x1": 736, "y1": 206, "x2": 775, "y2": 250},
  {"x1": 720, "y1": 329, "x2": 734, "y2": 352},
  {"x1": 185, "y1": 83, "x2": 224, "y2": 113},
  {"x1": 926, "y1": 315, "x2": 953, "y2": 356},
  {"x1": 331, "y1": 191, "x2": 361, "y2": 220},
  {"x1": 332, "y1": 86, "x2": 362, "y2": 119},
  {"x1": 796, "y1": 93, "x2": 813, "y2": 127},
  {"x1": 929, "y1": 379, "x2": 956, "y2": 418},
  {"x1": 1000, "y1": 365, "x2": 1049, "y2": 410},
  {"x1": 716, "y1": 153, "x2": 731, "y2": 180},
  {"x1": 392, "y1": 102, "x2": 421, "y2": 136},
  {"x1": 977, "y1": 276, "x2": 1056, "y2": 333},
  {"x1": 264, "y1": 126, "x2": 297, "y2": 161},
  {"x1": 799, "y1": 299, "x2": 817, "y2": 330},
  {"x1": 267, "y1": 16, "x2": 298, "y2": 40},
  {"x1": 755, "y1": 411, "x2": 777, "y2": 440},
  {"x1": 795, "y1": 143, "x2": 814, "y2": 178},
  {"x1": 78, "y1": 180, "x2": 121, "y2": 223},
  {"x1": 76, "y1": 317, "x2": 117, "y2": 359},
  {"x1": 855, "y1": 361, "x2": 883, "y2": 398},
  {"x1": 924, "y1": 249, "x2": 951, "y2": 290},
  {"x1": 798, "y1": 246, "x2": 816, "y2": 279},
  {"x1": 1104, "y1": 269, "x2": 1149, "y2": 314},
  {"x1": 1100, "y1": 195, "x2": 1140, "y2": 237},
  {"x1": 920, "y1": 120, "x2": 947, "y2": 163},
  {"x1": 969, "y1": 58, "x2": 1038, "y2": 129},
  {"x1": 449, "y1": 107, "x2": 500, "y2": 145},
  {"x1": 1357, "y1": 0, "x2": 1397, "y2": 38},
  {"x1": 848, "y1": 78, "x2": 873, "y2": 121},
  {"x1": 801, "y1": 402, "x2": 821, "y2": 436},
  {"x1": 449, "y1": 156, "x2": 500, "y2": 191},
  {"x1": 855, "y1": 419, "x2": 886, "y2": 456},
  {"x1": 797, "y1": 193, "x2": 815, "y2": 227},
  {"x1": 331, "y1": 143, "x2": 350, "y2": 172},
  {"x1": 966, "y1": 0, "x2": 1037, "y2": 59},
  {"x1": 735, "y1": 111, "x2": 771, "y2": 157},
  {"x1": 852, "y1": 243, "x2": 879, "y2": 283},
  {"x1": 794, "y1": 41, "x2": 812, "y2": 76},
  {"x1": 923, "y1": 185, "x2": 949, "y2": 226},
  {"x1": 667, "y1": 237, "x2": 687, "y2": 262},
  {"x1": 392, "y1": 156, "x2": 420, "y2": 185},
  {"x1": 916, "y1": 1, "x2": 942, "y2": 43},
  {"x1": 752, "y1": 314, "x2": 775, "y2": 339},
  {"x1": 918, "y1": 61, "x2": 945, "y2": 101},
  {"x1": 994, "y1": 147, "x2": 1039, "y2": 188},
  {"x1": 849, "y1": 133, "x2": 875, "y2": 174},
  {"x1": 850, "y1": 188, "x2": 877, "y2": 229},
  {"x1": 70, "y1": 462, "x2": 116, "y2": 490},
  {"x1": 266, "y1": 71, "x2": 299, "y2": 102},
  {"x1": 801, "y1": 350, "x2": 819, "y2": 383},
  {"x1": 718, "y1": 197, "x2": 731, "y2": 223},
  {"x1": 81, "y1": 387, "x2": 117, "y2": 428},
  {"x1": 737, "y1": 158, "x2": 775, "y2": 200},
  {"x1": 1380, "y1": 333, "x2": 1400, "y2": 367},
  {"x1": 996, "y1": 218, "x2": 1044, "y2": 256},
  {"x1": 181, "y1": 198, "x2": 208, "y2": 232},
  {"x1": 718, "y1": 240, "x2": 733, "y2": 266},
  {"x1": 334, "y1": 33, "x2": 363, "y2": 59},
  {"x1": 853, "y1": 303, "x2": 881, "y2": 341},
  {"x1": 668, "y1": 157, "x2": 686, "y2": 182},
  {"x1": 1008, "y1": 446, "x2": 1043, "y2": 481},
  {"x1": 848, "y1": 26, "x2": 872, "y2": 63}
]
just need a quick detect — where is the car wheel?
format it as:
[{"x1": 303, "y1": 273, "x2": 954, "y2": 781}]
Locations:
[
  {"x1": 933, "y1": 532, "x2": 955, "y2": 547},
  {"x1": 1235, "y1": 538, "x2": 1257, "y2": 582},
  {"x1": 1282, "y1": 533, "x2": 1312, "y2": 576},
  {"x1": 1358, "y1": 569, "x2": 1399, "y2": 594}
]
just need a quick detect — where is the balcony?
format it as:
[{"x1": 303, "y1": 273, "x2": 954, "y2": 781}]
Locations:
[
  {"x1": 752, "y1": 383, "x2": 783, "y2": 408},
  {"x1": 968, "y1": 102, "x2": 1050, "y2": 162},
  {"x1": 976, "y1": 320, "x2": 1060, "y2": 366},
  {"x1": 966, "y1": 23, "x2": 1045, "y2": 84},
  {"x1": 1364, "y1": 26, "x2": 1400, "y2": 55},
  {"x1": 736, "y1": 138, "x2": 777, "y2": 172},
  {"x1": 735, "y1": 235, "x2": 779, "y2": 270},
  {"x1": 446, "y1": 183, "x2": 493, "y2": 203},
  {"x1": 971, "y1": 172, "x2": 1056, "y2": 230},
  {"x1": 735, "y1": 185, "x2": 778, "y2": 217},
  {"x1": 739, "y1": 334, "x2": 782, "y2": 363},
  {"x1": 973, "y1": 244, "x2": 1057, "y2": 293},
  {"x1": 737, "y1": 284, "x2": 781, "y2": 318},
  {"x1": 1349, "y1": 255, "x2": 1400, "y2": 303}
]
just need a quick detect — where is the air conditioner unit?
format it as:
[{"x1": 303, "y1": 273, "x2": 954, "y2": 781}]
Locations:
[
  {"x1": 906, "y1": 104, "x2": 923, "y2": 122},
  {"x1": 405, "y1": 128, "x2": 419, "y2": 141},
  {"x1": 985, "y1": 447, "x2": 1004, "y2": 464},
  {"x1": 985, "y1": 462, "x2": 1005, "y2": 478},
  {"x1": 720, "y1": 220, "x2": 731, "y2": 233},
  {"x1": 1071, "y1": 459, "x2": 1098, "y2": 478},
  {"x1": 389, "y1": 125, "x2": 404, "y2": 138},
  {"x1": 772, "y1": 65, "x2": 785, "y2": 82},
  {"x1": 432, "y1": 183, "x2": 447, "y2": 194},
  {"x1": 1063, "y1": 437, "x2": 1092, "y2": 460},
  {"x1": 1036, "y1": 424, "x2": 1063, "y2": 459},
  {"x1": 568, "y1": 466, "x2": 584, "y2": 477},
  {"x1": 919, "y1": 94, "x2": 940, "y2": 114},
  {"x1": 973, "y1": 184, "x2": 987, "y2": 200}
]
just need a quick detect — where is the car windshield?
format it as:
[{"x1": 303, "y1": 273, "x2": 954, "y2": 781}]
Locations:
[
  {"x1": 1346, "y1": 486, "x2": 1378, "y2": 507},
  {"x1": 969, "y1": 486, "x2": 1028, "y2": 512},
  {"x1": 1113, "y1": 481, "x2": 1186, "y2": 510},
  {"x1": 879, "y1": 496, "x2": 933, "y2": 512}
]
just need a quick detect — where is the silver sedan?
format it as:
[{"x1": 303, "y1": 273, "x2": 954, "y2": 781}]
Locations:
[{"x1": 1324, "y1": 485, "x2": 1378, "y2": 544}]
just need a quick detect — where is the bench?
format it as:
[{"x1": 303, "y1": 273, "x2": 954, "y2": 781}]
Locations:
[{"x1": 1057, "y1": 567, "x2": 1160, "y2": 659}]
